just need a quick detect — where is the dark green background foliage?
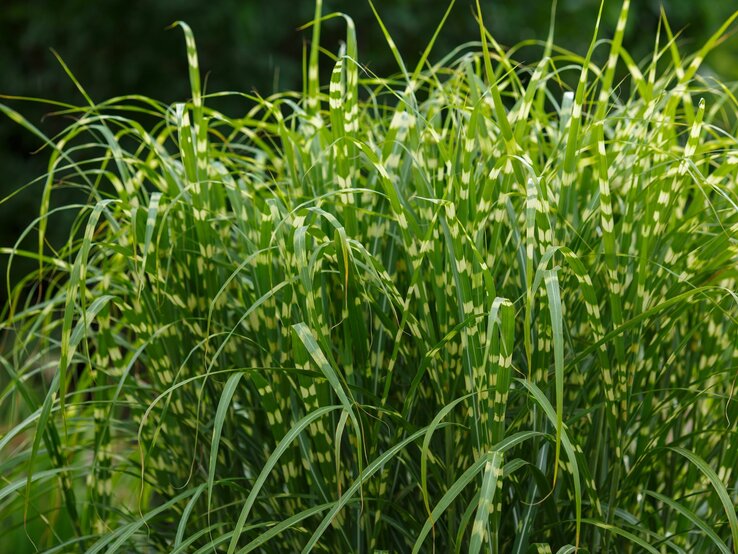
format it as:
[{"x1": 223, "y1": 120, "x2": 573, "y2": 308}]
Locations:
[{"x1": 1, "y1": 0, "x2": 736, "y2": 288}]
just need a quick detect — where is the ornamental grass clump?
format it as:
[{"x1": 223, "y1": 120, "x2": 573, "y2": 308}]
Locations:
[{"x1": 1, "y1": 0, "x2": 738, "y2": 551}]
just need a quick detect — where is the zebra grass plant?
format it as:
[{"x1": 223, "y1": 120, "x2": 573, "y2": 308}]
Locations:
[{"x1": 1, "y1": 0, "x2": 738, "y2": 551}]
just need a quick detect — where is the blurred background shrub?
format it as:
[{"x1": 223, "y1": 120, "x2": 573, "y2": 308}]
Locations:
[{"x1": 1, "y1": 0, "x2": 736, "y2": 304}]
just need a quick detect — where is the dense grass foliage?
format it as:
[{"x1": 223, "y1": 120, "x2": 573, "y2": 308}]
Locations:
[
  {"x1": 2, "y1": 0, "x2": 738, "y2": 551},
  {"x1": 4, "y1": 0, "x2": 736, "y2": 310}
]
